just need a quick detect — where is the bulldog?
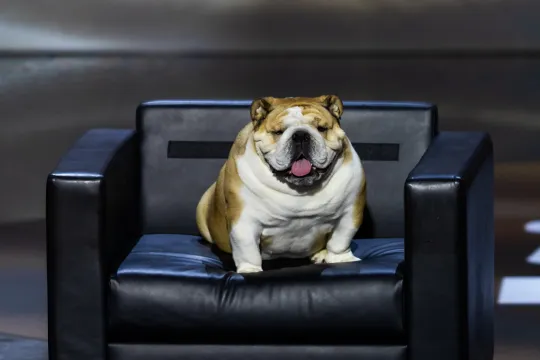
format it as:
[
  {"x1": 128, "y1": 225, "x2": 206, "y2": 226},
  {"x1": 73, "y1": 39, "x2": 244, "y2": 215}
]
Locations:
[{"x1": 196, "y1": 95, "x2": 366, "y2": 273}]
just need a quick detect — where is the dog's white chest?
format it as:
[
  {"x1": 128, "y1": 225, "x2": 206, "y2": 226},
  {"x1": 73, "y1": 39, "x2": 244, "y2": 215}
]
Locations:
[
  {"x1": 234, "y1": 137, "x2": 363, "y2": 262},
  {"x1": 260, "y1": 219, "x2": 333, "y2": 260}
]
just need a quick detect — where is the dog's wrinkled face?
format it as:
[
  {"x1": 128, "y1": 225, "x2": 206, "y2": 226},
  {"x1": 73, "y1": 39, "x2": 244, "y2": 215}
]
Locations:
[{"x1": 251, "y1": 95, "x2": 347, "y2": 189}]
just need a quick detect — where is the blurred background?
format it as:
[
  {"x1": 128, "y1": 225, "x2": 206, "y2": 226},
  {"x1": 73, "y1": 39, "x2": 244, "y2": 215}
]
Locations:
[{"x1": 1, "y1": 1, "x2": 540, "y2": 359}]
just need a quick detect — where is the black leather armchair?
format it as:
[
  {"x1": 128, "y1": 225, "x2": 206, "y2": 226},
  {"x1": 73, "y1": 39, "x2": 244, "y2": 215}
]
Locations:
[{"x1": 46, "y1": 100, "x2": 494, "y2": 360}]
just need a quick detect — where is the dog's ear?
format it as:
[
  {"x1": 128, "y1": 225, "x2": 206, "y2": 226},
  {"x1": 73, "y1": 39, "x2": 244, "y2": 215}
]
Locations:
[
  {"x1": 250, "y1": 97, "x2": 275, "y2": 127},
  {"x1": 317, "y1": 95, "x2": 344, "y2": 120}
]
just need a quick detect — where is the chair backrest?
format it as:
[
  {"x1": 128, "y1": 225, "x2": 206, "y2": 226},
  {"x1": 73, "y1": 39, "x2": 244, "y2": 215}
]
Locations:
[{"x1": 137, "y1": 100, "x2": 437, "y2": 239}]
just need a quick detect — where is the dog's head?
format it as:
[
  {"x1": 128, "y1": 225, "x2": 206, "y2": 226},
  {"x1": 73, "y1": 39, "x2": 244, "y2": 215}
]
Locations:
[{"x1": 250, "y1": 95, "x2": 347, "y2": 188}]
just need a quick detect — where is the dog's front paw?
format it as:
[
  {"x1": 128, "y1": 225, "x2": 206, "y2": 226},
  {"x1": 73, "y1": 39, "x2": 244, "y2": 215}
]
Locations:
[
  {"x1": 310, "y1": 249, "x2": 328, "y2": 264},
  {"x1": 325, "y1": 249, "x2": 361, "y2": 264},
  {"x1": 236, "y1": 264, "x2": 263, "y2": 274}
]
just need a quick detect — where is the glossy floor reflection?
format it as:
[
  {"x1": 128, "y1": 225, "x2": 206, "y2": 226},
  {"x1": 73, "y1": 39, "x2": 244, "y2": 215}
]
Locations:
[{"x1": 1, "y1": 163, "x2": 540, "y2": 359}]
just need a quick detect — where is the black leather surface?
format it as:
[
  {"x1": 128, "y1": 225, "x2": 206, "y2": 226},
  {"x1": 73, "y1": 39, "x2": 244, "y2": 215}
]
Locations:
[
  {"x1": 404, "y1": 132, "x2": 494, "y2": 360},
  {"x1": 46, "y1": 129, "x2": 140, "y2": 360},
  {"x1": 108, "y1": 343, "x2": 406, "y2": 360},
  {"x1": 109, "y1": 235, "x2": 404, "y2": 345},
  {"x1": 44, "y1": 112, "x2": 494, "y2": 360},
  {"x1": 167, "y1": 140, "x2": 401, "y2": 161},
  {"x1": 138, "y1": 101, "x2": 436, "y2": 238}
]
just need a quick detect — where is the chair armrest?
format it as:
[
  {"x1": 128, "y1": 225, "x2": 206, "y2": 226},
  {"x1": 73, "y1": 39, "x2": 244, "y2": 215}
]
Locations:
[
  {"x1": 404, "y1": 131, "x2": 494, "y2": 360},
  {"x1": 46, "y1": 129, "x2": 139, "y2": 360}
]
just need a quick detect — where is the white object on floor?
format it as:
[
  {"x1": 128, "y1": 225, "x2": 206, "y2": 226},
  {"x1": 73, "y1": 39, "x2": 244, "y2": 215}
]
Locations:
[
  {"x1": 524, "y1": 220, "x2": 540, "y2": 234},
  {"x1": 498, "y1": 222, "x2": 540, "y2": 304},
  {"x1": 526, "y1": 247, "x2": 540, "y2": 265},
  {"x1": 498, "y1": 277, "x2": 540, "y2": 305}
]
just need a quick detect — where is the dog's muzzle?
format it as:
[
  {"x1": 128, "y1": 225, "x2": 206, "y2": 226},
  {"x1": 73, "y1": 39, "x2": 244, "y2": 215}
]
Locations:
[{"x1": 292, "y1": 130, "x2": 311, "y2": 154}]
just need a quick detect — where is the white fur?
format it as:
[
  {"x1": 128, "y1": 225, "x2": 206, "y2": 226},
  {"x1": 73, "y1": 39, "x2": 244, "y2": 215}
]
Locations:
[
  {"x1": 283, "y1": 106, "x2": 311, "y2": 126},
  {"x1": 230, "y1": 211, "x2": 264, "y2": 273},
  {"x1": 231, "y1": 134, "x2": 363, "y2": 273}
]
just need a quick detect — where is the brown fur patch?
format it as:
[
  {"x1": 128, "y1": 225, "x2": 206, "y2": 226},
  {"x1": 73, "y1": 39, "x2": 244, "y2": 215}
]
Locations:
[
  {"x1": 312, "y1": 230, "x2": 331, "y2": 254},
  {"x1": 253, "y1": 96, "x2": 343, "y2": 133},
  {"x1": 260, "y1": 235, "x2": 272, "y2": 249},
  {"x1": 342, "y1": 138, "x2": 354, "y2": 164},
  {"x1": 196, "y1": 123, "x2": 253, "y2": 254}
]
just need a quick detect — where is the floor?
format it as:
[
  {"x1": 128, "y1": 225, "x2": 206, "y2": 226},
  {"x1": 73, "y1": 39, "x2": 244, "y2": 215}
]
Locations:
[{"x1": 1, "y1": 163, "x2": 540, "y2": 359}]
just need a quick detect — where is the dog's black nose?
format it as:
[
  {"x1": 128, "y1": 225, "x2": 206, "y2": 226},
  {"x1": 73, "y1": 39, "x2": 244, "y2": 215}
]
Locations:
[{"x1": 292, "y1": 131, "x2": 310, "y2": 144}]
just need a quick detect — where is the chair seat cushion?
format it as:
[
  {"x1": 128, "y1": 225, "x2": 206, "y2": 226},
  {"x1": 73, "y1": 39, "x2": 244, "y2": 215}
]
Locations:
[{"x1": 108, "y1": 235, "x2": 404, "y2": 345}]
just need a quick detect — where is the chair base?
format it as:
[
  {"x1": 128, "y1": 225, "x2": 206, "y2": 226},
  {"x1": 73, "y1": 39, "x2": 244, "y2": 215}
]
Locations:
[{"x1": 109, "y1": 344, "x2": 406, "y2": 360}]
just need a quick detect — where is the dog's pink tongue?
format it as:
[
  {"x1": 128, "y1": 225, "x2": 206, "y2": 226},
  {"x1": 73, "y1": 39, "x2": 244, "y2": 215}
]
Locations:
[{"x1": 291, "y1": 159, "x2": 312, "y2": 177}]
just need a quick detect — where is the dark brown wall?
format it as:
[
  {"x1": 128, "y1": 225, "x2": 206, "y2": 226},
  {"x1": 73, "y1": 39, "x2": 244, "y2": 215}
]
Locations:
[{"x1": 2, "y1": 0, "x2": 540, "y2": 52}]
